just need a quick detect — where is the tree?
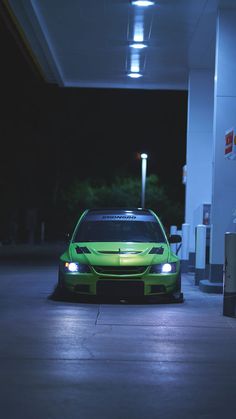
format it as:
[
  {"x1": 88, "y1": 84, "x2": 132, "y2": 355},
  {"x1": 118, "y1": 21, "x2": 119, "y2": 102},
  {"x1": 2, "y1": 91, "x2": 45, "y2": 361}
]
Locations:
[{"x1": 62, "y1": 175, "x2": 183, "y2": 230}]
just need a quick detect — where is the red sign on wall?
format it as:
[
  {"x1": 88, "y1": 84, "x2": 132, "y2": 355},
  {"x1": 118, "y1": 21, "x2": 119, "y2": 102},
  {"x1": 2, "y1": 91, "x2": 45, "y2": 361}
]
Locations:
[{"x1": 225, "y1": 129, "x2": 236, "y2": 160}]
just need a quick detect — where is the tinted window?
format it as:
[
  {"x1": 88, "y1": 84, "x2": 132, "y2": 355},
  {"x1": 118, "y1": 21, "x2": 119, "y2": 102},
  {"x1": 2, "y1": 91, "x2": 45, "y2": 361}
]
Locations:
[{"x1": 73, "y1": 218, "x2": 166, "y2": 243}]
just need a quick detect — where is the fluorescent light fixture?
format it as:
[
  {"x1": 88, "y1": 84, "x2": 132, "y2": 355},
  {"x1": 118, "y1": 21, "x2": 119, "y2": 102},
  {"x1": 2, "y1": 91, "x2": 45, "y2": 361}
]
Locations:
[
  {"x1": 141, "y1": 153, "x2": 148, "y2": 159},
  {"x1": 132, "y1": 1, "x2": 155, "y2": 6},
  {"x1": 133, "y1": 33, "x2": 144, "y2": 42},
  {"x1": 130, "y1": 51, "x2": 140, "y2": 73},
  {"x1": 130, "y1": 43, "x2": 147, "y2": 49},
  {"x1": 133, "y1": 22, "x2": 144, "y2": 42},
  {"x1": 128, "y1": 73, "x2": 143, "y2": 78},
  {"x1": 131, "y1": 63, "x2": 140, "y2": 73}
]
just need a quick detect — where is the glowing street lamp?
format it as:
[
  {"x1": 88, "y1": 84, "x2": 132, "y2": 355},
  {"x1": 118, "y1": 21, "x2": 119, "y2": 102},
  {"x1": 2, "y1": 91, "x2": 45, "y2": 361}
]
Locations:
[{"x1": 141, "y1": 153, "x2": 148, "y2": 208}]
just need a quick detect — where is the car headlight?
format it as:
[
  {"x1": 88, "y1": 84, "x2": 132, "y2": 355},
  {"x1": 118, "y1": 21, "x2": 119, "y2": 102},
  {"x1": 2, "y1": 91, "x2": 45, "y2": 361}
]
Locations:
[
  {"x1": 64, "y1": 262, "x2": 90, "y2": 273},
  {"x1": 150, "y1": 262, "x2": 177, "y2": 274}
]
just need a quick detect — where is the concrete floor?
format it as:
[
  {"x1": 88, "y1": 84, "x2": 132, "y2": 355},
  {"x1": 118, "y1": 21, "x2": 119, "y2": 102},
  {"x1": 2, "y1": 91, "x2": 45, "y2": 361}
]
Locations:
[{"x1": 0, "y1": 256, "x2": 236, "y2": 418}]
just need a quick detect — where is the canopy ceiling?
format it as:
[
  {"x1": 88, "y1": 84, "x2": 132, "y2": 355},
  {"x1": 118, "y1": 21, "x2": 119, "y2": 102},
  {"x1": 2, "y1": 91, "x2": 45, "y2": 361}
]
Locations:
[{"x1": 4, "y1": 0, "x2": 236, "y2": 90}]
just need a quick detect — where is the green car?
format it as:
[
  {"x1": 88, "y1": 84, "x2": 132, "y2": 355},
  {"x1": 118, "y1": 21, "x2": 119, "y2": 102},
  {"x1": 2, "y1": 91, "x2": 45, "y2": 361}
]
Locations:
[{"x1": 58, "y1": 208, "x2": 183, "y2": 301}]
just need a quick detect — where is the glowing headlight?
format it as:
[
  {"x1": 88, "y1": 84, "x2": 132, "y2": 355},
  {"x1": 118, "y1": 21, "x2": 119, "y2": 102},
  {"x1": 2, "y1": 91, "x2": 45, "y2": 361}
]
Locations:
[
  {"x1": 64, "y1": 262, "x2": 90, "y2": 273},
  {"x1": 162, "y1": 263, "x2": 172, "y2": 273},
  {"x1": 150, "y1": 262, "x2": 177, "y2": 274},
  {"x1": 65, "y1": 262, "x2": 79, "y2": 272}
]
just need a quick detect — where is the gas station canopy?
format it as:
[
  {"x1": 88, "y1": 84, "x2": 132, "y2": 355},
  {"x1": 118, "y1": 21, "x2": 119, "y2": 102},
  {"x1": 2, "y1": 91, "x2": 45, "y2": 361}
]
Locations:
[{"x1": 3, "y1": 0, "x2": 234, "y2": 90}]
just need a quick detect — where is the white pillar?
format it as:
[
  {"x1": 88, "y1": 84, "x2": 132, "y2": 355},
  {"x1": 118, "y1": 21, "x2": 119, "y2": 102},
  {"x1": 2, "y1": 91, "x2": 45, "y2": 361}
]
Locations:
[
  {"x1": 223, "y1": 233, "x2": 236, "y2": 316},
  {"x1": 170, "y1": 225, "x2": 177, "y2": 253},
  {"x1": 185, "y1": 70, "x2": 214, "y2": 258},
  {"x1": 209, "y1": 8, "x2": 236, "y2": 282},
  {"x1": 141, "y1": 154, "x2": 147, "y2": 208},
  {"x1": 181, "y1": 223, "x2": 190, "y2": 273},
  {"x1": 195, "y1": 225, "x2": 207, "y2": 285}
]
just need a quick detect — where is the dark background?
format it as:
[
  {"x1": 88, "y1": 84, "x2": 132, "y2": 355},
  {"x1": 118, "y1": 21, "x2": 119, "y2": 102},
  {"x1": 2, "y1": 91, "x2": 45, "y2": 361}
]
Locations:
[{"x1": 0, "y1": 10, "x2": 187, "y2": 243}]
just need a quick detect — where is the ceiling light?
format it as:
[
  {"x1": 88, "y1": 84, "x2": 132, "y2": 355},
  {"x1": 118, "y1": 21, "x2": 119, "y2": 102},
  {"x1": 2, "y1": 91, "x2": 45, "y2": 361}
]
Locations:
[
  {"x1": 133, "y1": 18, "x2": 144, "y2": 42},
  {"x1": 128, "y1": 73, "x2": 143, "y2": 78},
  {"x1": 131, "y1": 64, "x2": 140, "y2": 73},
  {"x1": 133, "y1": 33, "x2": 144, "y2": 43},
  {"x1": 130, "y1": 43, "x2": 147, "y2": 49},
  {"x1": 131, "y1": 1, "x2": 155, "y2": 6}
]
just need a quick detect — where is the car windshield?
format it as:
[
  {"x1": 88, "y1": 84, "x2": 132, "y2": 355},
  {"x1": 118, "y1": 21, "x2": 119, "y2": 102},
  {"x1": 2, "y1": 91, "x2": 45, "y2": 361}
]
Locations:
[{"x1": 73, "y1": 215, "x2": 166, "y2": 243}]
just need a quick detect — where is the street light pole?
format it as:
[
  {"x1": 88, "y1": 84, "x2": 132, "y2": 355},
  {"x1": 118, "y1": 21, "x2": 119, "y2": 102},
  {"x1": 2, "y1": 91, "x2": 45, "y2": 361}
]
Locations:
[{"x1": 141, "y1": 153, "x2": 148, "y2": 208}]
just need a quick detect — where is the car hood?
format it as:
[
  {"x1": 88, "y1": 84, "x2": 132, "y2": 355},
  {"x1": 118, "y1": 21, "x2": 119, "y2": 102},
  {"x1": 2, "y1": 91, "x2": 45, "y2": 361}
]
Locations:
[{"x1": 68, "y1": 242, "x2": 170, "y2": 266}]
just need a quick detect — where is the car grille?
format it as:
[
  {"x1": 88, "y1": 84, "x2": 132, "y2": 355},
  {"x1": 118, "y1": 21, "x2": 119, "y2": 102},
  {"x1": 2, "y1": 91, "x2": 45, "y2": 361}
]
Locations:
[
  {"x1": 97, "y1": 281, "x2": 144, "y2": 297},
  {"x1": 93, "y1": 266, "x2": 147, "y2": 275}
]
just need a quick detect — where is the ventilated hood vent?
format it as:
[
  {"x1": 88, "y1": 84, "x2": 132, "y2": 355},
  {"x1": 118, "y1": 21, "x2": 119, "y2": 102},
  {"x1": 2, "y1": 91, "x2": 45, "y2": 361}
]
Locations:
[
  {"x1": 149, "y1": 247, "x2": 164, "y2": 255},
  {"x1": 75, "y1": 246, "x2": 91, "y2": 254},
  {"x1": 98, "y1": 250, "x2": 142, "y2": 255}
]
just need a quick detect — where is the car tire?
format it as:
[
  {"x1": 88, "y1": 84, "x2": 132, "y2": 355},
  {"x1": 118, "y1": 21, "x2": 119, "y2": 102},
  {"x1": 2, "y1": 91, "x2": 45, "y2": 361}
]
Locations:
[
  {"x1": 50, "y1": 269, "x2": 71, "y2": 300},
  {"x1": 173, "y1": 271, "x2": 181, "y2": 292},
  {"x1": 170, "y1": 271, "x2": 184, "y2": 303}
]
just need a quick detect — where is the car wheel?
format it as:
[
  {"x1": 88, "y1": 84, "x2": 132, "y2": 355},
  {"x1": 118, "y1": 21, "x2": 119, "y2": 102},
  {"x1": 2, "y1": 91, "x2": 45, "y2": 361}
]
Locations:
[
  {"x1": 170, "y1": 272, "x2": 184, "y2": 303},
  {"x1": 175, "y1": 271, "x2": 181, "y2": 292},
  {"x1": 57, "y1": 270, "x2": 65, "y2": 290}
]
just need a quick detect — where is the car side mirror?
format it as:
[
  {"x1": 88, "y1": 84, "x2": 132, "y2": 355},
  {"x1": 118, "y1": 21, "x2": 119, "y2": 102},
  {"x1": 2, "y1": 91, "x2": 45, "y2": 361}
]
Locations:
[{"x1": 169, "y1": 234, "x2": 182, "y2": 244}]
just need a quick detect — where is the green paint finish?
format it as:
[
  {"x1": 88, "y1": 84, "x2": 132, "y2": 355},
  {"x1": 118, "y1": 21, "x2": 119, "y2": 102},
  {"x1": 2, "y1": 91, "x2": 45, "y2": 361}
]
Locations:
[{"x1": 59, "y1": 209, "x2": 181, "y2": 297}]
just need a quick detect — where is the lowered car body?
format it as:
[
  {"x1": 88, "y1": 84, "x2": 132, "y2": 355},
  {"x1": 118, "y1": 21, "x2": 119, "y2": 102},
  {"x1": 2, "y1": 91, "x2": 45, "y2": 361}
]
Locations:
[{"x1": 58, "y1": 208, "x2": 182, "y2": 300}]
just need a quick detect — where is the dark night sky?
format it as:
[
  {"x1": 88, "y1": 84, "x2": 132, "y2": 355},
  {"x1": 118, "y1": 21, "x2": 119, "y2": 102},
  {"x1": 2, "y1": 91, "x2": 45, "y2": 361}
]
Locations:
[{"x1": 0, "y1": 10, "x2": 187, "y2": 239}]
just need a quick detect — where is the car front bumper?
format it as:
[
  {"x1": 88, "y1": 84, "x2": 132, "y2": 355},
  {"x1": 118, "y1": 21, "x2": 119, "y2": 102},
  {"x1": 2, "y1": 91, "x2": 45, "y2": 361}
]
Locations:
[{"x1": 58, "y1": 269, "x2": 180, "y2": 297}]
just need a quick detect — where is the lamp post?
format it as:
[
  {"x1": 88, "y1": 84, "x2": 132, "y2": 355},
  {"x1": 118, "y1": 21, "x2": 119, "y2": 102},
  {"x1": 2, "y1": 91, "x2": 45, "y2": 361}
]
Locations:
[{"x1": 141, "y1": 153, "x2": 148, "y2": 208}]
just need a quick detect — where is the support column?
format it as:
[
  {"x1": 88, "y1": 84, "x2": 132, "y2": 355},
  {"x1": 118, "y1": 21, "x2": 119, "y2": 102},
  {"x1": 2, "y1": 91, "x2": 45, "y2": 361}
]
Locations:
[
  {"x1": 208, "y1": 9, "x2": 236, "y2": 285},
  {"x1": 185, "y1": 70, "x2": 214, "y2": 268}
]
